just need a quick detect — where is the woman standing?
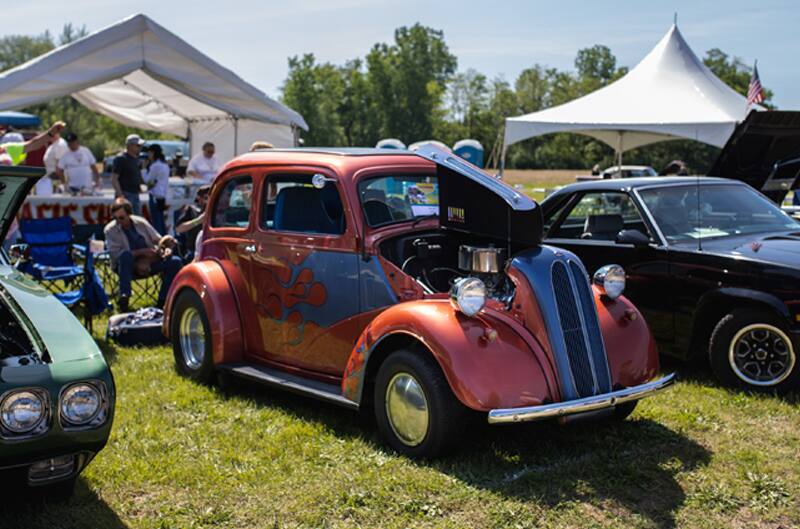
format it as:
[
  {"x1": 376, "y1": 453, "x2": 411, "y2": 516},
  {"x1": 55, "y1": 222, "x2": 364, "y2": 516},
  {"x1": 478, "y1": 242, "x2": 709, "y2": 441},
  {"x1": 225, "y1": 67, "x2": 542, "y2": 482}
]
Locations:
[{"x1": 143, "y1": 143, "x2": 170, "y2": 235}]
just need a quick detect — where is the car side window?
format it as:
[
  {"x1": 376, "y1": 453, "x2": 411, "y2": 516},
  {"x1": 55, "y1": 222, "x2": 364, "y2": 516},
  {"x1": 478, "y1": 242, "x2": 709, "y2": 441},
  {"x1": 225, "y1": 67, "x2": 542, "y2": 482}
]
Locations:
[
  {"x1": 549, "y1": 192, "x2": 651, "y2": 241},
  {"x1": 211, "y1": 175, "x2": 253, "y2": 228},
  {"x1": 261, "y1": 174, "x2": 346, "y2": 235}
]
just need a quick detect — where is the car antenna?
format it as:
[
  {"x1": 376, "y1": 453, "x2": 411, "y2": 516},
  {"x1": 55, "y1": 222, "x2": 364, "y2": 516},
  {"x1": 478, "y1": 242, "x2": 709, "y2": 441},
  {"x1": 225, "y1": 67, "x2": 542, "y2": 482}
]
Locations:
[{"x1": 696, "y1": 131, "x2": 703, "y2": 252}]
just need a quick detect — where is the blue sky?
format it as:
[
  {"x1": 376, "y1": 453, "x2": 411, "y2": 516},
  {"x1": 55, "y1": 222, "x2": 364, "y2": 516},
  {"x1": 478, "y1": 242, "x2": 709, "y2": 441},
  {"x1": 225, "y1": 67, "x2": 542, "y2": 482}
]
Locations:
[{"x1": 5, "y1": 0, "x2": 798, "y2": 108}]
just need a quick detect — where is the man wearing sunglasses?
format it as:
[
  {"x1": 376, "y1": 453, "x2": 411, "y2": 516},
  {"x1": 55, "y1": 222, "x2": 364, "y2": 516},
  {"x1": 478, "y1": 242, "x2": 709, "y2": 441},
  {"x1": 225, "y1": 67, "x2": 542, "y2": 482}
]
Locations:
[{"x1": 104, "y1": 198, "x2": 183, "y2": 312}]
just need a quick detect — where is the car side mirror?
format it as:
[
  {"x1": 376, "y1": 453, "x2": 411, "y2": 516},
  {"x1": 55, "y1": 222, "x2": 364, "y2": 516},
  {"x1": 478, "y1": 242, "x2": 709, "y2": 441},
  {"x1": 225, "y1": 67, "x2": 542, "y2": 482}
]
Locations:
[{"x1": 615, "y1": 229, "x2": 650, "y2": 247}]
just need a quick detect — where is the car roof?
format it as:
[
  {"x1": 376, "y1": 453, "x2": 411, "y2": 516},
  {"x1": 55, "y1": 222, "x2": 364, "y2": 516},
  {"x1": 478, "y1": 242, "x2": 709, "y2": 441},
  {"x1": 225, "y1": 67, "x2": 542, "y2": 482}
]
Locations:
[
  {"x1": 219, "y1": 147, "x2": 430, "y2": 181},
  {"x1": 249, "y1": 147, "x2": 418, "y2": 157},
  {"x1": 549, "y1": 176, "x2": 736, "y2": 195},
  {"x1": 602, "y1": 165, "x2": 653, "y2": 171}
]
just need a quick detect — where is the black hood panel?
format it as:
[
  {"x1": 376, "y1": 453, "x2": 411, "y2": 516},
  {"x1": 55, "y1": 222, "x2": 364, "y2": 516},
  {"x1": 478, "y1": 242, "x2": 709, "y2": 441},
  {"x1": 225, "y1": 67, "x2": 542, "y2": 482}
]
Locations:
[
  {"x1": 709, "y1": 110, "x2": 800, "y2": 202},
  {"x1": 414, "y1": 145, "x2": 543, "y2": 246}
]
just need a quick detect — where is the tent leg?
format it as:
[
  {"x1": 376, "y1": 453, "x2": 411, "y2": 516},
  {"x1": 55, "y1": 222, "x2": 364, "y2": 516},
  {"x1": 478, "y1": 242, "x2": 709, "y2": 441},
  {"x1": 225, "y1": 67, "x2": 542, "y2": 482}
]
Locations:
[
  {"x1": 616, "y1": 131, "x2": 624, "y2": 177},
  {"x1": 499, "y1": 145, "x2": 507, "y2": 179},
  {"x1": 233, "y1": 117, "x2": 239, "y2": 155}
]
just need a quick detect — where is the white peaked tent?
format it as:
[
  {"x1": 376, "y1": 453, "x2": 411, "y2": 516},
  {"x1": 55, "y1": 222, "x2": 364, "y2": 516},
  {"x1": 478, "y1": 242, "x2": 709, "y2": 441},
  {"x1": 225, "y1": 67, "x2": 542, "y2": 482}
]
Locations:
[
  {"x1": 502, "y1": 23, "x2": 756, "y2": 170},
  {"x1": 0, "y1": 14, "x2": 308, "y2": 159}
]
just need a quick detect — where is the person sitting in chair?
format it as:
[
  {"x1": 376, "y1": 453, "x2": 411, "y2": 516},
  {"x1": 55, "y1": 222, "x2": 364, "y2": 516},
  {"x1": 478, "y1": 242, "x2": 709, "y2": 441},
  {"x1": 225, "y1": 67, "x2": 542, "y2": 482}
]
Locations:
[{"x1": 104, "y1": 198, "x2": 183, "y2": 312}]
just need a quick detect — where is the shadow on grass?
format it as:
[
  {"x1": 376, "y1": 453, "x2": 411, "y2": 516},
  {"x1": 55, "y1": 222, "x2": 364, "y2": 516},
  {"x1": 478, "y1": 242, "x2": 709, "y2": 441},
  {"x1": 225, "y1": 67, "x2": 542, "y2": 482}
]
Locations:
[
  {"x1": 0, "y1": 478, "x2": 128, "y2": 529},
  {"x1": 436, "y1": 418, "x2": 711, "y2": 529},
  {"x1": 219, "y1": 376, "x2": 711, "y2": 529}
]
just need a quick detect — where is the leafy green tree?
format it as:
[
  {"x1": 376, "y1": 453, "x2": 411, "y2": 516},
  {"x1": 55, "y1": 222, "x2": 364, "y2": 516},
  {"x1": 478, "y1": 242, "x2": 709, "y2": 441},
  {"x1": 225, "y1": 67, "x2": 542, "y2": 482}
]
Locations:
[
  {"x1": 281, "y1": 54, "x2": 346, "y2": 146},
  {"x1": 366, "y1": 24, "x2": 456, "y2": 143}
]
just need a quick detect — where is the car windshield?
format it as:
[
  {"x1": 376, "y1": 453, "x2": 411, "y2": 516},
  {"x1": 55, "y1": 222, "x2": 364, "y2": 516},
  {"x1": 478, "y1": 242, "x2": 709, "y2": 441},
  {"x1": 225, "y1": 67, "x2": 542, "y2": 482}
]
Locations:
[
  {"x1": 639, "y1": 183, "x2": 799, "y2": 243},
  {"x1": 359, "y1": 175, "x2": 439, "y2": 227}
]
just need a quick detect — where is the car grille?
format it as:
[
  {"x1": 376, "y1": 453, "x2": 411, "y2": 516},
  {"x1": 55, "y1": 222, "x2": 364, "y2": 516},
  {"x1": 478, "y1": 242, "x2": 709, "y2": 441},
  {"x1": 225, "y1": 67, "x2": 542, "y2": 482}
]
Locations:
[{"x1": 551, "y1": 260, "x2": 612, "y2": 397}]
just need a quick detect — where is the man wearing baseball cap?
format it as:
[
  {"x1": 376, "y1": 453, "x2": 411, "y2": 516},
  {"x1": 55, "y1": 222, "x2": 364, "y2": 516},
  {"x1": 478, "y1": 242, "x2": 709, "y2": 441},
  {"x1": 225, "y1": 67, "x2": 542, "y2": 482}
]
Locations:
[{"x1": 111, "y1": 134, "x2": 145, "y2": 214}]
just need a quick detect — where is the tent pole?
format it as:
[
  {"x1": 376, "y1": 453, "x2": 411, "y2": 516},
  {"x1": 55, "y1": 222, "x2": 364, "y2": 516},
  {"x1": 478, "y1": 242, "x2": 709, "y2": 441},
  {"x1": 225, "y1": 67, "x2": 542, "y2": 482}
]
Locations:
[
  {"x1": 499, "y1": 145, "x2": 507, "y2": 179},
  {"x1": 233, "y1": 117, "x2": 239, "y2": 155},
  {"x1": 616, "y1": 131, "x2": 624, "y2": 177}
]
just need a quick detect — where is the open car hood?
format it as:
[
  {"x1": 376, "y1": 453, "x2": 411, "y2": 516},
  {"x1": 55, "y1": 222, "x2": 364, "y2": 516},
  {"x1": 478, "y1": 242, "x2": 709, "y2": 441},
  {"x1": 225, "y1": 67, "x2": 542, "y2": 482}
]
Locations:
[
  {"x1": 709, "y1": 110, "x2": 800, "y2": 203},
  {"x1": 0, "y1": 165, "x2": 43, "y2": 241},
  {"x1": 414, "y1": 145, "x2": 543, "y2": 246}
]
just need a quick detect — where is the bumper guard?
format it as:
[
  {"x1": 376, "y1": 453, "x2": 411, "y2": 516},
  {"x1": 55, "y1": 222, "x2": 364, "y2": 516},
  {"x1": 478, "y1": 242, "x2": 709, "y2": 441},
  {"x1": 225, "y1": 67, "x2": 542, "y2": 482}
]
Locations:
[{"x1": 487, "y1": 373, "x2": 676, "y2": 424}]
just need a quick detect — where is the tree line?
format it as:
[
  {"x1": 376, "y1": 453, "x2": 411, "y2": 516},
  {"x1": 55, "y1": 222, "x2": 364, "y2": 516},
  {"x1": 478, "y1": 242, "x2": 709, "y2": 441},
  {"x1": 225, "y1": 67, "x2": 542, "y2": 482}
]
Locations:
[{"x1": 1, "y1": 23, "x2": 773, "y2": 172}]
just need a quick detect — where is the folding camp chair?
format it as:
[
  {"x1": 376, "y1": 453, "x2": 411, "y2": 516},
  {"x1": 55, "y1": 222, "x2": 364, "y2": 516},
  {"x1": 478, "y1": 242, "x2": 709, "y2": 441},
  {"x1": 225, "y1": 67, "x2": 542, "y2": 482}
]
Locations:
[
  {"x1": 54, "y1": 246, "x2": 111, "y2": 331},
  {"x1": 16, "y1": 216, "x2": 85, "y2": 294}
]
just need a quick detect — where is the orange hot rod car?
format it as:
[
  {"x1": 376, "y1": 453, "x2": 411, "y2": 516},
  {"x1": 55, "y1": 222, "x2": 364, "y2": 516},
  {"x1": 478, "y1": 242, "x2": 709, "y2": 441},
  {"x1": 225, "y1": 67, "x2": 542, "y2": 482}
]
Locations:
[{"x1": 163, "y1": 146, "x2": 674, "y2": 458}]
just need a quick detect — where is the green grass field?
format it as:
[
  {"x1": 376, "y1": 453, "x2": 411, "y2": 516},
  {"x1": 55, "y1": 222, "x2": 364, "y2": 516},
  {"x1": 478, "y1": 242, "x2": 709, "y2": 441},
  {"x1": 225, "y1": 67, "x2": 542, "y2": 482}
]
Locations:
[
  {"x1": 1, "y1": 317, "x2": 798, "y2": 529},
  {"x1": 1, "y1": 171, "x2": 798, "y2": 528}
]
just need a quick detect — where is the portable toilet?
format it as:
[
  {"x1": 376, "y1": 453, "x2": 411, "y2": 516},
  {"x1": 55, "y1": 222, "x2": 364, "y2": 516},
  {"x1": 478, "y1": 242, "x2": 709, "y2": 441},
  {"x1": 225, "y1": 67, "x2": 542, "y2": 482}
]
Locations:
[
  {"x1": 376, "y1": 138, "x2": 407, "y2": 150},
  {"x1": 453, "y1": 139, "x2": 484, "y2": 168},
  {"x1": 408, "y1": 140, "x2": 451, "y2": 153}
]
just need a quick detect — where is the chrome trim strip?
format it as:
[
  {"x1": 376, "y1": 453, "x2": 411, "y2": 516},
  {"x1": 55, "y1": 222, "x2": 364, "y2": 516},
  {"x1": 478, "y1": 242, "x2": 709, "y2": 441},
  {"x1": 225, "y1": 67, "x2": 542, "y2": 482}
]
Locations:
[{"x1": 487, "y1": 373, "x2": 676, "y2": 424}]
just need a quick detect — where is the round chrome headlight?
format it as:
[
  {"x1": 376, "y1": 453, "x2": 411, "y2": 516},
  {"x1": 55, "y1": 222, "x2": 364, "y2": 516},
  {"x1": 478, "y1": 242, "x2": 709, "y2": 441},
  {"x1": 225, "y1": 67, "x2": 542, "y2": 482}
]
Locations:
[
  {"x1": 60, "y1": 384, "x2": 101, "y2": 426},
  {"x1": 450, "y1": 277, "x2": 486, "y2": 317},
  {"x1": 1, "y1": 391, "x2": 45, "y2": 433},
  {"x1": 593, "y1": 264, "x2": 626, "y2": 300}
]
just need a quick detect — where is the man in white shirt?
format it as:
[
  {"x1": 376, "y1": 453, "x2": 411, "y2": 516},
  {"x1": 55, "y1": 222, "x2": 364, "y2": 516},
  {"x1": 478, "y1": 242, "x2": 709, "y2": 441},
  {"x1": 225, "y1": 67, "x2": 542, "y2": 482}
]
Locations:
[
  {"x1": 41, "y1": 134, "x2": 68, "y2": 196},
  {"x1": 187, "y1": 142, "x2": 221, "y2": 183},
  {"x1": 57, "y1": 133, "x2": 99, "y2": 194}
]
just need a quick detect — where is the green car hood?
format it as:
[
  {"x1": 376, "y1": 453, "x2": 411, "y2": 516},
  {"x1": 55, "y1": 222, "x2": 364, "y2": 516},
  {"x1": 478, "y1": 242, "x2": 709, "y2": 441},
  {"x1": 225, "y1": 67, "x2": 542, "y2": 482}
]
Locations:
[
  {"x1": 0, "y1": 165, "x2": 42, "y2": 241},
  {"x1": 0, "y1": 265, "x2": 102, "y2": 364}
]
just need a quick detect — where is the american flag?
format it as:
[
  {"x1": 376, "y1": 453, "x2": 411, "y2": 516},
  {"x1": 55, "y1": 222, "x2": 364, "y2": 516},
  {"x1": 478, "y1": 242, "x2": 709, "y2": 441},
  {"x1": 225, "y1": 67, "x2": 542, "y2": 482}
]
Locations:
[{"x1": 747, "y1": 62, "x2": 765, "y2": 106}]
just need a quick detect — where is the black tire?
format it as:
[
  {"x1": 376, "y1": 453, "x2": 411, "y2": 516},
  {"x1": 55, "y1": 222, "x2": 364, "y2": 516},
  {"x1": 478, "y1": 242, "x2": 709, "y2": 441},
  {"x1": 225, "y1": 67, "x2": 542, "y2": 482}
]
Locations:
[
  {"x1": 709, "y1": 308, "x2": 800, "y2": 393},
  {"x1": 170, "y1": 289, "x2": 215, "y2": 384},
  {"x1": 373, "y1": 349, "x2": 467, "y2": 458},
  {"x1": 613, "y1": 401, "x2": 637, "y2": 421}
]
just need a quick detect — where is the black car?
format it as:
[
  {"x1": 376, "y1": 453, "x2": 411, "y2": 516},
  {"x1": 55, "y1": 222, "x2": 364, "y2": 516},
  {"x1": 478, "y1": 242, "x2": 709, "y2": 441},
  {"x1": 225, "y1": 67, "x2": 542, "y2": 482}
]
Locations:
[{"x1": 541, "y1": 176, "x2": 800, "y2": 392}]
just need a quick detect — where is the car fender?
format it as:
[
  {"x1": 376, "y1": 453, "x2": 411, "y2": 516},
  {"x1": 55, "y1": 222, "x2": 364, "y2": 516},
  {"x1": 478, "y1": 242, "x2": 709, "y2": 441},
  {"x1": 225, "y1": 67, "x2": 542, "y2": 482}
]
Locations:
[
  {"x1": 163, "y1": 259, "x2": 244, "y2": 365},
  {"x1": 594, "y1": 285, "x2": 660, "y2": 388},
  {"x1": 341, "y1": 299, "x2": 555, "y2": 412},
  {"x1": 697, "y1": 287, "x2": 790, "y2": 319}
]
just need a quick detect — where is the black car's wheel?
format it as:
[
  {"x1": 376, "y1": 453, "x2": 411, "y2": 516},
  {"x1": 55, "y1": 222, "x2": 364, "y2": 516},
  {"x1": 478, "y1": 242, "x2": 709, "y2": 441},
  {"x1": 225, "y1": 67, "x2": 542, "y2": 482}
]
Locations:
[
  {"x1": 709, "y1": 308, "x2": 799, "y2": 393},
  {"x1": 171, "y1": 290, "x2": 215, "y2": 384},
  {"x1": 374, "y1": 349, "x2": 467, "y2": 458}
]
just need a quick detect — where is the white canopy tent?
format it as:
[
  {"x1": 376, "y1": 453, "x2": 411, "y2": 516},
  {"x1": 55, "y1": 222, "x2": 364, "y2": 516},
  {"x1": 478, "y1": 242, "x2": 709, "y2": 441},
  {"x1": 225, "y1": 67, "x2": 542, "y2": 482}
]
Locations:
[
  {"x1": 0, "y1": 14, "x2": 307, "y2": 160},
  {"x1": 502, "y1": 23, "x2": 756, "y2": 171}
]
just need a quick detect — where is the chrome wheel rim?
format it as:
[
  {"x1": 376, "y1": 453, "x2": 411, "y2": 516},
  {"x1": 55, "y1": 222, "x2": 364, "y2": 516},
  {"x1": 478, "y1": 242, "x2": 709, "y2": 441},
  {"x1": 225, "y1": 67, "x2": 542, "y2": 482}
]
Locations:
[
  {"x1": 729, "y1": 324, "x2": 796, "y2": 387},
  {"x1": 179, "y1": 307, "x2": 206, "y2": 370},
  {"x1": 385, "y1": 372, "x2": 429, "y2": 447}
]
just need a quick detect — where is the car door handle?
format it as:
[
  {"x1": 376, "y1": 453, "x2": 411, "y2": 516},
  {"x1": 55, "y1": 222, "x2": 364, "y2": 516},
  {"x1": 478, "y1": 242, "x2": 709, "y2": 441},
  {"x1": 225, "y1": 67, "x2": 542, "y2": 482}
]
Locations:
[{"x1": 243, "y1": 244, "x2": 256, "y2": 254}]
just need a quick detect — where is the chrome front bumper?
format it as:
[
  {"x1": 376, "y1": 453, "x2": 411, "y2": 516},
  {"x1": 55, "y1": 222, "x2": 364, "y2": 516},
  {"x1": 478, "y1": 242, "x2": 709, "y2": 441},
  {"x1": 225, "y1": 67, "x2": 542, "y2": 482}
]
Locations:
[{"x1": 487, "y1": 373, "x2": 676, "y2": 424}]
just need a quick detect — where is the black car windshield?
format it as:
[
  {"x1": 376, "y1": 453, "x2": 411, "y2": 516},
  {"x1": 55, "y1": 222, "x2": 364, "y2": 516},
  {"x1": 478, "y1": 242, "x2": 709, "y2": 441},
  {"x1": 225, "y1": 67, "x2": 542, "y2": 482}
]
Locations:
[
  {"x1": 639, "y1": 183, "x2": 799, "y2": 243},
  {"x1": 359, "y1": 175, "x2": 438, "y2": 227}
]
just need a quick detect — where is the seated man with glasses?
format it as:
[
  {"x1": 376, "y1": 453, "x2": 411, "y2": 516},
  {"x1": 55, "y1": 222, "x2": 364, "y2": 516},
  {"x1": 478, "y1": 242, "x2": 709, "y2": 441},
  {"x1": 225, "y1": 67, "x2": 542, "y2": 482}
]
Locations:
[{"x1": 104, "y1": 198, "x2": 183, "y2": 312}]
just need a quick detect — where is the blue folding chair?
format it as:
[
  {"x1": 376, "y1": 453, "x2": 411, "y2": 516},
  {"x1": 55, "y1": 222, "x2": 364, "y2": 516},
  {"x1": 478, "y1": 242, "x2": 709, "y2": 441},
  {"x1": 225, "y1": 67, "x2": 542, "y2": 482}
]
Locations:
[
  {"x1": 17, "y1": 216, "x2": 85, "y2": 292},
  {"x1": 53, "y1": 246, "x2": 111, "y2": 331}
]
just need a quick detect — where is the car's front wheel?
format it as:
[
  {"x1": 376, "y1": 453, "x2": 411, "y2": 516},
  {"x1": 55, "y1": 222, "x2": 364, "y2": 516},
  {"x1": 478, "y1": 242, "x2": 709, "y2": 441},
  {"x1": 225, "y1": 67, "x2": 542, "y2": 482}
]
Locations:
[
  {"x1": 709, "y1": 308, "x2": 799, "y2": 393},
  {"x1": 171, "y1": 290, "x2": 215, "y2": 384},
  {"x1": 374, "y1": 349, "x2": 467, "y2": 458}
]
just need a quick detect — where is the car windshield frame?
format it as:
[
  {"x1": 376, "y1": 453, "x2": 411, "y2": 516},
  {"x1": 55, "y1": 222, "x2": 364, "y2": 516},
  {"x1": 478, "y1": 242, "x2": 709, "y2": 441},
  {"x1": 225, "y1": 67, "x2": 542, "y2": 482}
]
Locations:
[
  {"x1": 634, "y1": 181, "x2": 799, "y2": 245},
  {"x1": 357, "y1": 174, "x2": 439, "y2": 228}
]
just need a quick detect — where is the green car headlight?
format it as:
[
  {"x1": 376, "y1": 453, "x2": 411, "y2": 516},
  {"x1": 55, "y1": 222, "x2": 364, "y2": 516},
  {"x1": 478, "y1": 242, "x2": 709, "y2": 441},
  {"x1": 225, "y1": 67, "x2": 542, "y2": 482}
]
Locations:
[
  {"x1": 60, "y1": 384, "x2": 102, "y2": 426},
  {"x1": 1, "y1": 390, "x2": 46, "y2": 434}
]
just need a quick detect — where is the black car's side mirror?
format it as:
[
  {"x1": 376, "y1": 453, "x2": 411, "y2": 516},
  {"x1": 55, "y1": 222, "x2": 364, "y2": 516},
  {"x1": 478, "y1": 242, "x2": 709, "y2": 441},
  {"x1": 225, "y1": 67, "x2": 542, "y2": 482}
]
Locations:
[{"x1": 616, "y1": 229, "x2": 651, "y2": 247}]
